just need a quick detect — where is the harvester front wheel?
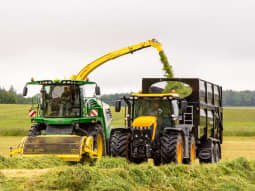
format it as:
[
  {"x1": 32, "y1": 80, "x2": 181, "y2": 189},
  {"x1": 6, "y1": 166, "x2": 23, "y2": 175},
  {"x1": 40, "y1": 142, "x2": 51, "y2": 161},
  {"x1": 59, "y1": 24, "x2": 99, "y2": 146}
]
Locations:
[
  {"x1": 28, "y1": 124, "x2": 41, "y2": 136},
  {"x1": 91, "y1": 125, "x2": 106, "y2": 158},
  {"x1": 110, "y1": 130, "x2": 129, "y2": 158},
  {"x1": 161, "y1": 133, "x2": 184, "y2": 164}
]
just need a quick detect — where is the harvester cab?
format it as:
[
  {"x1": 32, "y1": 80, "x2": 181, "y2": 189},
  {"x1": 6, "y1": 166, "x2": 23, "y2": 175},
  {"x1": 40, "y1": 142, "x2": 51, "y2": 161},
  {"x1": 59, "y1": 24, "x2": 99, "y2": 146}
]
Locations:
[
  {"x1": 10, "y1": 79, "x2": 112, "y2": 161},
  {"x1": 111, "y1": 78, "x2": 223, "y2": 165}
]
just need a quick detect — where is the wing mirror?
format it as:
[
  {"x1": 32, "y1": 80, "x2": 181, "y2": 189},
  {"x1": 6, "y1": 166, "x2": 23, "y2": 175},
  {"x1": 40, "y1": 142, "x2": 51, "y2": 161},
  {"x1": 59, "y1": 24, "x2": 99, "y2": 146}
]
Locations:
[
  {"x1": 95, "y1": 86, "x2": 101, "y2": 96},
  {"x1": 23, "y1": 86, "x2": 28, "y2": 96},
  {"x1": 115, "y1": 100, "x2": 121, "y2": 112}
]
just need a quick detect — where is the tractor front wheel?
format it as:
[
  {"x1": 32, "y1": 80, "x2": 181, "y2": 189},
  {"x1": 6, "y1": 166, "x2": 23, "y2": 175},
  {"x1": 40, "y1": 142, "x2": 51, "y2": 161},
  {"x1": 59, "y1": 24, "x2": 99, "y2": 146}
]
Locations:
[
  {"x1": 110, "y1": 130, "x2": 129, "y2": 158},
  {"x1": 161, "y1": 133, "x2": 184, "y2": 164}
]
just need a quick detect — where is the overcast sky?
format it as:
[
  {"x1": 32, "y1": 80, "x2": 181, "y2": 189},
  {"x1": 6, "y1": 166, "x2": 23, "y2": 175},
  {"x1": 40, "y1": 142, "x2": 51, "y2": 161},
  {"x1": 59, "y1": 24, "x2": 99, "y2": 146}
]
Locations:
[{"x1": 1, "y1": 0, "x2": 255, "y2": 94}]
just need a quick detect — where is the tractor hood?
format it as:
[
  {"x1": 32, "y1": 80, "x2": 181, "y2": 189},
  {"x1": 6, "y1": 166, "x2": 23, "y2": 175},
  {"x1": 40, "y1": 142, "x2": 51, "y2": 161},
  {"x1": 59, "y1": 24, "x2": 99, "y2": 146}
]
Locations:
[{"x1": 132, "y1": 116, "x2": 157, "y2": 140}]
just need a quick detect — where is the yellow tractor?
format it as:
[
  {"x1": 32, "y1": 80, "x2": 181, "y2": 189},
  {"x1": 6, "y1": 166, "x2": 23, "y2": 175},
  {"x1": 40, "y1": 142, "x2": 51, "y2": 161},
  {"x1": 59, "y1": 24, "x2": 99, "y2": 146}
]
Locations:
[{"x1": 111, "y1": 78, "x2": 223, "y2": 165}]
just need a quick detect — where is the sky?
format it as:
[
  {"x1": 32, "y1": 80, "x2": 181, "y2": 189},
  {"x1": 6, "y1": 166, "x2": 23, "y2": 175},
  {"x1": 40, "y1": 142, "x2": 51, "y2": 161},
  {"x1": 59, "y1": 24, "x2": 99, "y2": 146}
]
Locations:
[{"x1": 1, "y1": 0, "x2": 255, "y2": 95}]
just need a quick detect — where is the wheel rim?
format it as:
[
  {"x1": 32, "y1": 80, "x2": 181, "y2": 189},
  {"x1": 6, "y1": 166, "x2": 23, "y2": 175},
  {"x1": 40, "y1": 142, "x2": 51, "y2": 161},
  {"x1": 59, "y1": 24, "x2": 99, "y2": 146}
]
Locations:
[
  {"x1": 177, "y1": 142, "x2": 182, "y2": 164},
  {"x1": 191, "y1": 143, "x2": 195, "y2": 163},
  {"x1": 215, "y1": 144, "x2": 219, "y2": 162},
  {"x1": 96, "y1": 134, "x2": 103, "y2": 158}
]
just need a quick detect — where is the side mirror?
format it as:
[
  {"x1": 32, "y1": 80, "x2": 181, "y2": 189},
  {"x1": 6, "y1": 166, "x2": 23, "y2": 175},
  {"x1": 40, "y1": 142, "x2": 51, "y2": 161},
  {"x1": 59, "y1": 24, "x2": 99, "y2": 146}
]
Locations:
[
  {"x1": 180, "y1": 100, "x2": 188, "y2": 112},
  {"x1": 95, "y1": 86, "x2": 101, "y2": 96},
  {"x1": 23, "y1": 86, "x2": 28, "y2": 96},
  {"x1": 115, "y1": 100, "x2": 121, "y2": 112}
]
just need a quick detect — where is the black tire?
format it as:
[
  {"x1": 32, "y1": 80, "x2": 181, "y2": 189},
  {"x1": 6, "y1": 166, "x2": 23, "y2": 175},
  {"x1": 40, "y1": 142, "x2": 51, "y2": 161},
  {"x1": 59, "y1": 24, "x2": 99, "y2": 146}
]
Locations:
[
  {"x1": 89, "y1": 125, "x2": 106, "y2": 157},
  {"x1": 183, "y1": 135, "x2": 196, "y2": 164},
  {"x1": 214, "y1": 143, "x2": 221, "y2": 163},
  {"x1": 161, "y1": 133, "x2": 184, "y2": 164},
  {"x1": 110, "y1": 130, "x2": 129, "y2": 158},
  {"x1": 153, "y1": 158, "x2": 161, "y2": 166},
  {"x1": 130, "y1": 158, "x2": 147, "y2": 164},
  {"x1": 28, "y1": 124, "x2": 41, "y2": 136},
  {"x1": 199, "y1": 141, "x2": 215, "y2": 164}
]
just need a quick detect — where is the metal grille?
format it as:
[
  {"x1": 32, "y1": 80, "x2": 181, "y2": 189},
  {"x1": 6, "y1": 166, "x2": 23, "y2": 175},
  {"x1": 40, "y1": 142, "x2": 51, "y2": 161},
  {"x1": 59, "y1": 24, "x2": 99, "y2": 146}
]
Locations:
[
  {"x1": 23, "y1": 136, "x2": 82, "y2": 155},
  {"x1": 45, "y1": 125, "x2": 73, "y2": 135}
]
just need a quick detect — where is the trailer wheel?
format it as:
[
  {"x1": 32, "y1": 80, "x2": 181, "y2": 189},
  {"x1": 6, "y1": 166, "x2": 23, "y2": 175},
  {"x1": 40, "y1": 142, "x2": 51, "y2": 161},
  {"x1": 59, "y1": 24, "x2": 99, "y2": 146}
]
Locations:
[
  {"x1": 199, "y1": 141, "x2": 215, "y2": 163},
  {"x1": 110, "y1": 130, "x2": 129, "y2": 158},
  {"x1": 214, "y1": 143, "x2": 221, "y2": 162},
  {"x1": 183, "y1": 135, "x2": 196, "y2": 164},
  {"x1": 161, "y1": 133, "x2": 184, "y2": 164}
]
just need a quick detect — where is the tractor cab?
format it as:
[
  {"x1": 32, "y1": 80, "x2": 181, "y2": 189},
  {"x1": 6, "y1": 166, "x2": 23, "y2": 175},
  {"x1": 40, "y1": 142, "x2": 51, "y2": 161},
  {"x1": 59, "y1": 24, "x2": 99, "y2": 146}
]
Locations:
[{"x1": 131, "y1": 93, "x2": 180, "y2": 128}]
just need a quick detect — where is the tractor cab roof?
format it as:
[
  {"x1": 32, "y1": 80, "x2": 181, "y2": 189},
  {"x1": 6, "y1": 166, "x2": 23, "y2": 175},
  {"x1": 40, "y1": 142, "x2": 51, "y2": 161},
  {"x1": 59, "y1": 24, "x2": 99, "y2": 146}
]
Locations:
[
  {"x1": 131, "y1": 93, "x2": 180, "y2": 98},
  {"x1": 26, "y1": 79, "x2": 96, "y2": 86}
]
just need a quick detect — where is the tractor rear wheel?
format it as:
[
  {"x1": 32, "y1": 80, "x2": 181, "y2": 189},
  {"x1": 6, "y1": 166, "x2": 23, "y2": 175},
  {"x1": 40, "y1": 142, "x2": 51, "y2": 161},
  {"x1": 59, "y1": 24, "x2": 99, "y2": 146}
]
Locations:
[
  {"x1": 199, "y1": 141, "x2": 215, "y2": 163},
  {"x1": 161, "y1": 133, "x2": 184, "y2": 164},
  {"x1": 110, "y1": 130, "x2": 129, "y2": 158}
]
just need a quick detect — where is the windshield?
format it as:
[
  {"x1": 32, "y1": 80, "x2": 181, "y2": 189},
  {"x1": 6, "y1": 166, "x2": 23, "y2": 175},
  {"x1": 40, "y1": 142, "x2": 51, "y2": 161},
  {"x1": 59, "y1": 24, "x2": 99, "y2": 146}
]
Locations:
[
  {"x1": 134, "y1": 97, "x2": 172, "y2": 117},
  {"x1": 134, "y1": 97, "x2": 173, "y2": 127},
  {"x1": 42, "y1": 85, "x2": 80, "y2": 117}
]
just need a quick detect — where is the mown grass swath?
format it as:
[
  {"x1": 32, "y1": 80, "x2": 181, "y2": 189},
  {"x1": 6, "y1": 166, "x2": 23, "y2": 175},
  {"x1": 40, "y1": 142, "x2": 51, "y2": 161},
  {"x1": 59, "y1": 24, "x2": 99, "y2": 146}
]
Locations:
[{"x1": 0, "y1": 157, "x2": 255, "y2": 190}]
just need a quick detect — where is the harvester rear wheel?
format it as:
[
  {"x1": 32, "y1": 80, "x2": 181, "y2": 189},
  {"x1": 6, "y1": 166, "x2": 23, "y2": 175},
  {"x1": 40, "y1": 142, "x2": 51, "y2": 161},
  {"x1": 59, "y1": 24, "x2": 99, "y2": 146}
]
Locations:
[
  {"x1": 161, "y1": 133, "x2": 184, "y2": 164},
  {"x1": 183, "y1": 135, "x2": 196, "y2": 164},
  {"x1": 110, "y1": 130, "x2": 129, "y2": 158}
]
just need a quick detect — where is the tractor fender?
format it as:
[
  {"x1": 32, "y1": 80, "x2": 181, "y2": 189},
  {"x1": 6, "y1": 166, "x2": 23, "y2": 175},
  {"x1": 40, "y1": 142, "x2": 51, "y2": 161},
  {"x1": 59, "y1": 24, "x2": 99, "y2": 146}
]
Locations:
[{"x1": 110, "y1": 127, "x2": 131, "y2": 136}]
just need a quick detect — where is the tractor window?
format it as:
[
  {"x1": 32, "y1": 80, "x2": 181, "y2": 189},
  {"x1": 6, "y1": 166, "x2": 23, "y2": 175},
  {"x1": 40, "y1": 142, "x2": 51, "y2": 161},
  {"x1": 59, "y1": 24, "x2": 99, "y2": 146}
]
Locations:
[
  {"x1": 43, "y1": 85, "x2": 80, "y2": 117},
  {"x1": 134, "y1": 98, "x2": 172, "y2": 127}
]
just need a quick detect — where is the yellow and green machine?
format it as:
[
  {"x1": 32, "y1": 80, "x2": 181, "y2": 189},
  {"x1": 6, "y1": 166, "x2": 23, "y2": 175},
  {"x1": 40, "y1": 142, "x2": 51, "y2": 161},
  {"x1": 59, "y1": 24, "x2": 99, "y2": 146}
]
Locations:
[{"x1": 10, "y1": 39, "x2": 167, "y2": 162}]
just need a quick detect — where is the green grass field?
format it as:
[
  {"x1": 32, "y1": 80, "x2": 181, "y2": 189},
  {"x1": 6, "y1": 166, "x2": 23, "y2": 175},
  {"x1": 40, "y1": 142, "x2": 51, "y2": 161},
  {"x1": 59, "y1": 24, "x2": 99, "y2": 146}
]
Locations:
[
  {"x1": 0, "y1": 105, "x2": 255, "y2": 190},
  {"x1": 0, "y1": 104, "x2": 255, "y2": 136}
]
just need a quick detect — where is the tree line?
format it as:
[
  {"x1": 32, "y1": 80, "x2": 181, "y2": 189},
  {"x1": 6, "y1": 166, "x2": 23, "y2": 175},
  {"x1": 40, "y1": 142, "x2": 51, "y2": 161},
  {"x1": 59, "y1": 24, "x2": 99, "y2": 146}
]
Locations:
[
  {"x1": 101, "y1": 90, "x2": 255, "y2": 107},
  {"x1": 0, "y1": 86, "x2": 32, "y2": 104},
  {"x1": 1, "y1": 86, "x2": 255, "y2": 106},
  {"x1": 223, "y1": 90, "x2": 255, "y2": 106}
]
